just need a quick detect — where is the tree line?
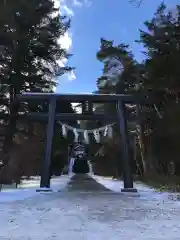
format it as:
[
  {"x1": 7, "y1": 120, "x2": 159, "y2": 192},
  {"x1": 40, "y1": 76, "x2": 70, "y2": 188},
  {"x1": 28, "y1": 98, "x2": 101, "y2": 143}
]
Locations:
[
  {"x1": 0, "y1": 1, "x2": 179, "y2": 183},
  {"x1": 94, "y1": 3, "x2": 180, "y2": 178},
  {"x1": 0, "y1": 0, "x2": 76, "y2": 183}
]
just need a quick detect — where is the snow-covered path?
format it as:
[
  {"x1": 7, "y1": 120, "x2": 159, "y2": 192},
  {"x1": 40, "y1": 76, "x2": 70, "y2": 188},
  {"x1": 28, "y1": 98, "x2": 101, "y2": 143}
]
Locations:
[{"x1": 0, "y1": 175, "x2": 180, "y2": 239}]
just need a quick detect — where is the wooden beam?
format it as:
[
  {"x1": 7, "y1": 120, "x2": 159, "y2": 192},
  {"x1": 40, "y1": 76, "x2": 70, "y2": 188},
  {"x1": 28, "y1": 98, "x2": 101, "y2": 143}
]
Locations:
[
  {"x1": 40, "y1": 97, "x2": 56, "y2": 189},
  {"x1": 22, "y1": 112, "x2": 119, "y2": 121},
  {"x1": 117, "y1": 100, "x2": 135, "y2": 191},
  {"x1": 17, "y1": 92, "x2": 151, "y2": 104}
]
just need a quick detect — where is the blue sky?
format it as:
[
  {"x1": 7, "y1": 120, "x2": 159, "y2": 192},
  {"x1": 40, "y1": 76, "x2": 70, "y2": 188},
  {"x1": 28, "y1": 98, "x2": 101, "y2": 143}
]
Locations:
[{"x1": 56, "y1": 0, "x2": 179, "y2": 94}]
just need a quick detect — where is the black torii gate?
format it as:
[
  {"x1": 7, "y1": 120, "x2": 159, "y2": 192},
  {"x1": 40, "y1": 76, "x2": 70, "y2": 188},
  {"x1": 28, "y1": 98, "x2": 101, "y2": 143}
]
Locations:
[{"x1": 15, "y1": 92, "x2": 150, "y2": 192}]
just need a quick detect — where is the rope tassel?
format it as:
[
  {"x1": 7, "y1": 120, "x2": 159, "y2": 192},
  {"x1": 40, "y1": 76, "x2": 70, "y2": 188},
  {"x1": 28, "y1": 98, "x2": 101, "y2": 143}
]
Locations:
[
  {"x1": 58, "y1": 120, "x2": 115, "y2": 143},
  {"x1": 103, "y1": 125, "x2": 108, "y2": 136},
  {"x1": 93, "y1": 130, "x2": 100, "y2": 143},
  {"x1": 62, "y1": 124, "x2": 67, "y2": 138},
  {"x1": 84, "y1": 130, "x2": 89, "y2": 144},
  {"x1": 107, "y1": 125, "x2": 113, "y2": 138},
  {"x1": 73, "y1": 128, "x2": 79, "y2": 142}
]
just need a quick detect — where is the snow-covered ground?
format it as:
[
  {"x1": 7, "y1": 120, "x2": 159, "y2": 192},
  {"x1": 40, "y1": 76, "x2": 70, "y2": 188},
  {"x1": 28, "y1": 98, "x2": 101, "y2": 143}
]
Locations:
[
  {"x1": 93, "y1": 175, "x2": 180, "y2": 202},
  {"x1": 0, "y1": 174, "x2": 180, "y2": 239},
  {"x1": 0, "y1": 174, "x2": 72, "y2": 203}
]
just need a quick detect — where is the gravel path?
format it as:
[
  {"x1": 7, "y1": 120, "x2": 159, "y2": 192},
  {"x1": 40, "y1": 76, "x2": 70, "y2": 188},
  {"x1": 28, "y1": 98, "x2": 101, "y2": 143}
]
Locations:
[{"x1": 0, "y1": 174, "x2": 180, "y2": 239}]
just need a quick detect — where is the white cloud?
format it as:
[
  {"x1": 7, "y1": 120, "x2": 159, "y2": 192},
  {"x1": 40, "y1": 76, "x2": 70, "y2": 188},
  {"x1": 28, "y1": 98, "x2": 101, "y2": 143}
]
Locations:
[
  {"x1": 53, "y1": 0, "x2": 92, "y2": 86},
  {"x1": 54, "y1": 0, "x2": 60, "y2": 8},
  {"x1": 52, "y1": 0, "x2": 75, "y2": 83},
  {"x1": 73, "y1": 0, "x2": 91, "y2": 7},
  {"x1": 57, "y1": 31, "x2": 72, "y2": 51},
  {"x1": 57, "y1": 31, "x2": 74, "y2": 81},
  {"x1": 62, "y1": 5, "x2": 74, "y2": 16},
  {"x1": 68, "y1": 70, "x2": 76, "y2": 81},
  {"x1": 73, "y1": 0, "x2": 83, "y2": 6}
]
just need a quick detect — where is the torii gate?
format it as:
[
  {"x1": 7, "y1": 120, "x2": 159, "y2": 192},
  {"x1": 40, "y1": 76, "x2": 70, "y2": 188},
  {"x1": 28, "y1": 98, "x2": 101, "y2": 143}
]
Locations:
[{"x1": 13, "y1": 93, "x2": 150, "y2": 192}]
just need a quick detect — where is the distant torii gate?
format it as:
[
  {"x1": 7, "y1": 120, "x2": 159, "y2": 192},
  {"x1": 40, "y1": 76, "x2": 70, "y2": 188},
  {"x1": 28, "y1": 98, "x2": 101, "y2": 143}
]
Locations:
[{"x1": 14, "y1": 93, "x2": 150, "y2": 192}]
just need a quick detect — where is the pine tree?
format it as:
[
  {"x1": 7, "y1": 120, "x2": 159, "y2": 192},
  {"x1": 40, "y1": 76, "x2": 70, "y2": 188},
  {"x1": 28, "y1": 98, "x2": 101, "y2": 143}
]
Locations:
[
  {"x1": 137, "y1": 3, "x2": 180, "y2": 174},
  {"x1": 0, "y1": 0, "x2": 73, "y2": 111},
  {"x1": 0, "y1": 0, "x2": 74, "y2": 182},
  {"x1": 96, "y1": 38, "x2": 141, "y2": 95},
  {"x1": 0, "y1": 0, "x2": 74, "y2": 132},
  {"x1": 95, "y1": 38, "x2": 142, "y2": 126},
  {"x1": 138, "y1": 3, "x2": 180, "y2": 92}
]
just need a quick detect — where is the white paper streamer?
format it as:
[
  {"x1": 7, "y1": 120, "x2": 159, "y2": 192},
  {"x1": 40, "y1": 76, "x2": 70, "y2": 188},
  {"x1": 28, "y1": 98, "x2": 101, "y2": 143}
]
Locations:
[
  {"x1": 103, "y1": 126, "x2": 108, "y2": 136},
  {"x1": 107, "y1": 125, "x2": 113, "y2": 138},
  {"x1": 83, "y1": 130, "x2": 89, "y2": 144},
  {"x1": 73, "y1": 128, "x2": 79, "y2": 142},
  {"x1": 58, "y1": 120, "x2": 115, "y2": 134},
  {"x1": 59, "y1": 121, "x2": 115, "y2": 143},
  {"x1": 93, "y1": 130, "x2": 100, "y2": 143},
  {"x1": 62, "y1": 124, "x2": 67, "y2": 137}
]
